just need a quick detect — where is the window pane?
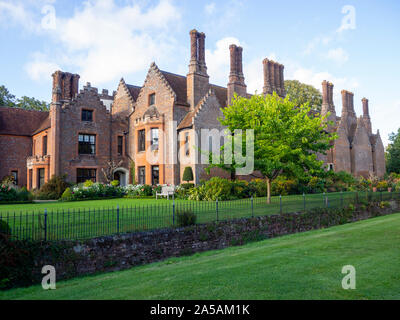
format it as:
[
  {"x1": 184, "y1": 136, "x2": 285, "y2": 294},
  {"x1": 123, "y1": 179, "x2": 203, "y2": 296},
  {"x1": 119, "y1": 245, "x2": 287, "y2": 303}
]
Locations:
[
  {"x1": 152, "y1": 166, "x2": 159, "y2": 185},
  {"x1": 78, "y1": 134, "x2": 96, "y2": 155}
]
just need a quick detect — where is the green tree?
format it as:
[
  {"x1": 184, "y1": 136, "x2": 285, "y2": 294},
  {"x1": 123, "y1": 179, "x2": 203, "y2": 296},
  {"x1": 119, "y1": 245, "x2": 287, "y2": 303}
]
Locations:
[
  {"x1": 386, "y1": 128, "x2": 400, "y2": 174},
  {"x1": 284, "y1": 80, "x2": 322, "y2": 111},
  {"x1": 0, "y1": 85, "x2": 49, "y2": 111},
  {"x1": 0, "y1": 85, "x2": 16, "y2": 107},
  {"x1": 182, "y1": 166, "x2": 194, "y2": 182},
  {"x1": 15, "y1": 96, "x2": 49, "y2": 111},
  {"x1": 219, "y1": 92, "x2": 336, "y2": 203}
]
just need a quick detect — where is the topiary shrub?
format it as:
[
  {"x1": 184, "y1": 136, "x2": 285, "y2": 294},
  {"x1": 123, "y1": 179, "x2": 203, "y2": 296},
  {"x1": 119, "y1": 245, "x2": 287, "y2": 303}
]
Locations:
[
  {"x1": 36, "y1": 175, "x2": 70, "y2": 200},
  {"x1": 61, "y1": 187, "x2": 73, "y2": 201},
  {"x1": 176, "y1": 209, "x2": 197, "y2": 227},
  {"x1": 182, "y1": 166, "x2": 194, "y2": 182}
]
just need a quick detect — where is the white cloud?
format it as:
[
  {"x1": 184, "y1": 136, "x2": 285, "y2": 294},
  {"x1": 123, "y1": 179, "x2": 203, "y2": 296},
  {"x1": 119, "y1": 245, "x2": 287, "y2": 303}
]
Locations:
[
  {"x1": 325, "y1": 48, "x2": 349, "y2": 65},
  {"x1": 0, "y1": 1, "x2": 38, "y2": 31},
  {"x1": 14, "y1": 0, "x2": 182, "y2": 85},
  {"x1": 205, "y1": 2, "x2": 216, "y2": 15},
  {"x1": 206, "y1": 37, "x2": 241, "y2": 85},
  {"x1": 25, "y1": 52, "x2": 60, "y2": 81}
]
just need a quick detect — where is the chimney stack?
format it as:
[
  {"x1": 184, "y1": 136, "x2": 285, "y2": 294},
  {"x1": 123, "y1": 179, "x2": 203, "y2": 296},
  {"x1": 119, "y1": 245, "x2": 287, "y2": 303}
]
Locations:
[
  {"x1": 187, "y1": 29, "x2": 209, "y2": 109},
  {"x1": 279, "y1": 64, "x2": 285, "y2": 97},
  {"x1": 362, "y1": 98, "x2": 369, "y2": 116},
  {"x1": 322, "y1": 80, "x2": 329, "y2": 105},
  {"x1": 262, "y1": 58, "x2": 285, "y2": 97},
  {"x1": 227, "y1": 44, "x2": 247, "y2": 104},
  {"x1": 321, "y1": 81, "x2": 336, "y2": 127},
  {"x1": 362, "y1": 98, "x2": 372, "y2": 134},
  {"x1": 52, "y1": 70, "x2": 80, "y2": 103}
]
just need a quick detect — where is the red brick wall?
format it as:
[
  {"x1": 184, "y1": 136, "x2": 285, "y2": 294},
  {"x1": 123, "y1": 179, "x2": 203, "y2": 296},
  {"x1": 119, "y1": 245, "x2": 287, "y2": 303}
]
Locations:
[{"x1": 0, "y1": 134, "x2": 32, "y2": 187}]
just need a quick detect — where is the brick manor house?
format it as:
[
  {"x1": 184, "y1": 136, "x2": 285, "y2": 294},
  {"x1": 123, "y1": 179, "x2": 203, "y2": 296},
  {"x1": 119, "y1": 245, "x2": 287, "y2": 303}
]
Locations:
[{"x1": 0, "y1": 29, "x2": 385, "y2": 189}]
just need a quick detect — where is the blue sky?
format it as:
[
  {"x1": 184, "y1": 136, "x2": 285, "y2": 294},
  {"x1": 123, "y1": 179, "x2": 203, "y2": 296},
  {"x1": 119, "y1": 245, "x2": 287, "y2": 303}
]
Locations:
[{"x1": 0, "y1": 0, "x2": 399, "y2": 146}]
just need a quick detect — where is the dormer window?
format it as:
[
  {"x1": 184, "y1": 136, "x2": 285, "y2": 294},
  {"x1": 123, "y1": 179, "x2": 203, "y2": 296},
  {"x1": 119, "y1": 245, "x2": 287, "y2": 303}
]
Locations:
[
  {"x1": 82, "y1": 109, "x2": 93, "y2": 122},
  {"x1": 149, "y1": 93, "x2": 155, "y2": 106}
]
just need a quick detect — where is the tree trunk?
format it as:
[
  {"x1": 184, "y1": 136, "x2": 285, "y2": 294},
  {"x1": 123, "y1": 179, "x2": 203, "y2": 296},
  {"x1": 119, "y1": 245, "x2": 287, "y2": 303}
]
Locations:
[
  {"x1": 266, "y1": 177, "x2": 271, "y2": 204},
  {"x1": 230, "y1": 169, "x2": 236, "y2": 181}
]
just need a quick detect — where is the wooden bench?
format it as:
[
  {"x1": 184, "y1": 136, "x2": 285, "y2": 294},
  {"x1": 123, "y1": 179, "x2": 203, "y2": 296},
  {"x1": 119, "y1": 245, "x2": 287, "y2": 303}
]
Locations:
[{"x1": 156, "y1": 186, "x2": 175, "y2": 200}]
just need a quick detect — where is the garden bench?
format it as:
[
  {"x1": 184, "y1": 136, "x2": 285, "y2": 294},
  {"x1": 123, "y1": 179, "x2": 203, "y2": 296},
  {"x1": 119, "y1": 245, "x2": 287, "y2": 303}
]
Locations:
[{"x1": 156, "y1": 186, "x2": 175, "y2": 200}]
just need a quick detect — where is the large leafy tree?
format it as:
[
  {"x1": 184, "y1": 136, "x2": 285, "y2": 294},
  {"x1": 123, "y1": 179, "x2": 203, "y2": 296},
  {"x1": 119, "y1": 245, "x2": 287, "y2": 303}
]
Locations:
[
  {"x1": 386, "y1": 128, "x2": 400, "y2": 174},
  {"x1": 0, "y1": 85, "x2": 49, "y2": 111},
  {"x1": 219, "y1": 92, "x2": 336, "y2": 203},
  {"x1": 0, "y1": 85, "x2": 16, "y2": 107},
  {"x1": 284, "y1": 80, "x2": 322, "y2": 111}
]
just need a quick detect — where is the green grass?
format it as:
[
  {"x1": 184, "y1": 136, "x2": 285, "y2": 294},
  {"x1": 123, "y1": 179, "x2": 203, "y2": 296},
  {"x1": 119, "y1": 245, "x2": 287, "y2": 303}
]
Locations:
[
  {"x1": 2, "y1": 213, "x2": 400, "y2": 300},
  {"x1": 0, "y1": 191, "x2": 394, "y2": 240}
]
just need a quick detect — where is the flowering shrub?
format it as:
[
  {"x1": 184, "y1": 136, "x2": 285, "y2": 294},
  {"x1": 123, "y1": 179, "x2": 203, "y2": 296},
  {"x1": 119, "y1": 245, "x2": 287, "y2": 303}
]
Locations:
[
  {"x1": 0, "y1": 184, "x2": 31, "y2": 202},
  {"x1": 68, "y1": 183, "x2": 125, "y2": 201},
  {"x1": 271, "y1": 177, "x2": 298, "y2": 196},
  {"x1": 125, "y1": 184, "x2": 154, "y2": 197},
  {"x1": 0, "y1": 184, "x2": 18, "y2": 202}
]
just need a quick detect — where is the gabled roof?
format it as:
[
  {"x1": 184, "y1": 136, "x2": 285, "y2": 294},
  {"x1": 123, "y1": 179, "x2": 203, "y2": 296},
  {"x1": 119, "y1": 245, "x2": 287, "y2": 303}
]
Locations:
[
  {"x1": 177, "y1": 86, "x2": 227, "y2": 130},
  {"x1": 160, "y1": 71, "x2": 188, "y2": 106},
  {"x1": 126, "y1": 84, "x2": 141, "y2": 101},
  {"x1": 0, "y1": 106, "x2": 49, "y2": 136}
]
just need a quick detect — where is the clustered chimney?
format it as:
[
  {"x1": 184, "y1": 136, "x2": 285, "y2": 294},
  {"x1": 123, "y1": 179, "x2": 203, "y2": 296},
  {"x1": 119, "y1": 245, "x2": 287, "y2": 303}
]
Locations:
[
  {"x1": 341, "y1": 90, "x2": 355, "y2": 116},
  {"x1": 321, "y1": 80, "x2": 336, "y2": 125},
  {"x1": 262, "y1": 59, "x2": 285, "y2": 97},
  {"x1": 187, "y1": 29, "x2": 209, "y2": 109},
  {"x1": 52, "y1": 71, "x2": 80, "y2": 103},
  {"x1": 362, "y1": 98, "x2": 372, "y2": 134},
  {"x1": 188, "y1": 29, "x2": 207, "y2": 76},
  {"x1": 227, "y1": 44, "x2": 247, "y2": 104}
]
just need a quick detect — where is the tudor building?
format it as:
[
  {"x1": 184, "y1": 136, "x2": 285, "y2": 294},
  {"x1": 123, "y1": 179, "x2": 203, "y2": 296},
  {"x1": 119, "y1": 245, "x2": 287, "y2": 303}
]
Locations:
[{"x1": 0, "y1": 29, "x2": 385, "y2": 188}]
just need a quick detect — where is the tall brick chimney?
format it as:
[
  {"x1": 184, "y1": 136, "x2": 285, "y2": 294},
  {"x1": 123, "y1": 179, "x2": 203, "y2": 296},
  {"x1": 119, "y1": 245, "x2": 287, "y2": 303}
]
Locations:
[
  {"x1": 279, "y1": 64, "x2": 285, "y2": 97},
  {"x1": 321, "y1": 81, "x2": 336, "y2": 128},
  {"x1": 227, "y1": 44, "x2": 247, "y2": 104},
  {"x1": 362, "y1": 98, "x2": 372, "y2": 134},
  {"x1": 187, "y1": 29, "x2": 209, "y2": 109},
  {"x1": 51, "y1": 70, "x2": 80, "y2": 103},
  {"x1": 262, "y1": 58, "x2": 274, "y2": 95},
  {"x1": 341, "y1": 90, "x2": 355, "y2": 115},
  {"x1": 262, "y1": 59, "x2": 285, "y2": 97}
]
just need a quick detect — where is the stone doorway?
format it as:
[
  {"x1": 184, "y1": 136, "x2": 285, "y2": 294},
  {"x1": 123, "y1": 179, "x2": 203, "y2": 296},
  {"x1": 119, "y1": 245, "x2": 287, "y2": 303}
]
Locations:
[{"x1": 113, "y1": 167, "x2": 129, "y2": 186}]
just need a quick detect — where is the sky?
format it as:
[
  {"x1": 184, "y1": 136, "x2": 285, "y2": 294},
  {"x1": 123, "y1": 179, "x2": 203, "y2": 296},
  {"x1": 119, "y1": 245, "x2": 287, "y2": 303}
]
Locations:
[{"x1": 0, "y1": 0, "x2": 399, "y2": 146}]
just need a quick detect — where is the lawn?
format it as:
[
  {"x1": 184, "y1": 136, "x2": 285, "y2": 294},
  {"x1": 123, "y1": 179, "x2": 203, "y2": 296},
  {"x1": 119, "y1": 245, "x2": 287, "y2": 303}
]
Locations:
[
  {"x1": 1, "y1": 213, "x2": 399, "y2": 300},
  {"x1": 0, "y1": 191, "x2": 394, "y2": 240}
]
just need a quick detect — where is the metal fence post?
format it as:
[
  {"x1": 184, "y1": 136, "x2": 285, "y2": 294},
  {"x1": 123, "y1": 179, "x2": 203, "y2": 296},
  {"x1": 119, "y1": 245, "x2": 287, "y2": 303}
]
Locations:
[
  {"x1": 326, "y1": 193, "x2": 329, "y2": 208},
  {"x1": 172, "y1": 196, "x2": 175, "y2": 225},
  {"x1": 216, "y1": 198, "x2": 219, "y2": 221},
  {"x1": 251, "y1": 196, "x2": 254, "y2": 217},
  {"x1": 303, "y1": 193, "x2": 306, "y2": 212},
  {"x1": 44, "y1": 208, "x2": 48, "y2": 241},
  {"x1": 279, "y1": 195, "x2": 282, "y2": 214},
  {"x1": 116, "y1": 205, "x2": 120, "y2": 233}
]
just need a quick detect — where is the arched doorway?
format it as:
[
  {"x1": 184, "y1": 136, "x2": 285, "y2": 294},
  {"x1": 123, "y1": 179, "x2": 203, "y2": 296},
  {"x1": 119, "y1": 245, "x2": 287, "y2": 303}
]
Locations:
[{"x1": 113, "y1": 167, "x2": 129, "y2": 186}]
